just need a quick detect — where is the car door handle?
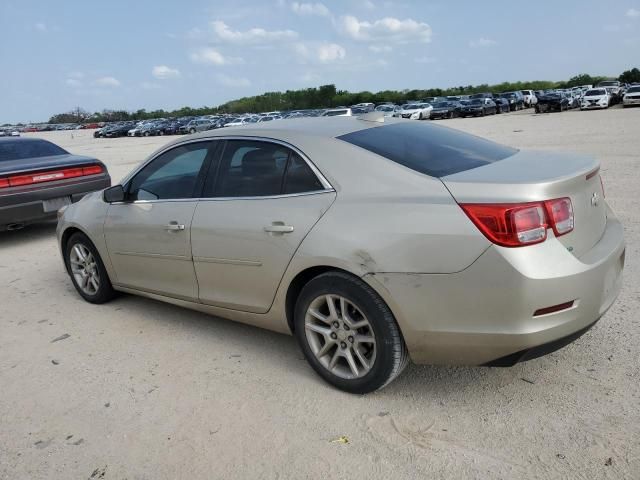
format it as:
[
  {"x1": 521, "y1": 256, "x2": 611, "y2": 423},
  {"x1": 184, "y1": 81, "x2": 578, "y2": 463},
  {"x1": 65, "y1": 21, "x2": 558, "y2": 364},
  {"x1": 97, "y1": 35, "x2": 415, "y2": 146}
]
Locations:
[
  {"x1": 165, "y1": 222, "x2": 185, "y2": 232},
  {"x1": 264, "y1": 223, "x2": 294, "y2": 234}
]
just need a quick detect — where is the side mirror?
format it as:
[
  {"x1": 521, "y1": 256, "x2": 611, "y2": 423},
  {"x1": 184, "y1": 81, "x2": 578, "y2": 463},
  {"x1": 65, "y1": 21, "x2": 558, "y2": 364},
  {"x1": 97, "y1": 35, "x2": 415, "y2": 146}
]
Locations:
[{"x1": 103, "y1": 185, "x2": 125, "y2": 203}]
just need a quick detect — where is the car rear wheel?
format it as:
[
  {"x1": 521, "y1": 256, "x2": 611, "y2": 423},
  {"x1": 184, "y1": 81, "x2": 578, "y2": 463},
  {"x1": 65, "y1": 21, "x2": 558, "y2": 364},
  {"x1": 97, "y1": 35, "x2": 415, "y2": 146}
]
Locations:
[
  {"x1": 65, "y1": 232, "x2": 116, "y2": 304},
  {"x1": 294, "y1": 272, "x2": 409, "y2": 393}
]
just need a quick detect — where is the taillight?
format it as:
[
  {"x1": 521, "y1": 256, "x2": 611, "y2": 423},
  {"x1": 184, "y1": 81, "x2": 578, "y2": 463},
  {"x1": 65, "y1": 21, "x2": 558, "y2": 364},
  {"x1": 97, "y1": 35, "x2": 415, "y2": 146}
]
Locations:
[
  {"x1": 545, "y1": 197, "x2": 573, "y2": 236},
  {"x1": 460, "y1": 203, "x2": 548, "y2": 247},
  {"x1": 0, "y1": 164, "x2": 103, "y2": 189},
  {"x1": 461, "y1": 197, "x2": 574, "y2": 248}
]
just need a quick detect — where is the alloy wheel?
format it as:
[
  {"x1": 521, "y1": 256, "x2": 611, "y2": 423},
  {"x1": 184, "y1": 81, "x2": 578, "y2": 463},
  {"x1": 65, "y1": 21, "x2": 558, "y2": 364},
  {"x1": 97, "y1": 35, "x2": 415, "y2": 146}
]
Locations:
[
  {"x1": 69, "y1": 243, "x2": 100, "y2": 295},
  {"x1": 304, "y1": 294, "x2": 376, "y2": 379}
]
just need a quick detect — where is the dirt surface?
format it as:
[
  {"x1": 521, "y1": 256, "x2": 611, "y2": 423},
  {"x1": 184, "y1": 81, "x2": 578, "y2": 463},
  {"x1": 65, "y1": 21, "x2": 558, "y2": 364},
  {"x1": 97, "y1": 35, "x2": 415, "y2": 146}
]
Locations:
[{"x1": 1, "y1": 108, "x2": 639, "y2": 479}]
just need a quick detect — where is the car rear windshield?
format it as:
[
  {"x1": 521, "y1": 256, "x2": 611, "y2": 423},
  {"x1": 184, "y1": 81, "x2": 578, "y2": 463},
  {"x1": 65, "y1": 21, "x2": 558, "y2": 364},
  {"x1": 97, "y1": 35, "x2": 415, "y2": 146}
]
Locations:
[
  {"x1": 337, "y1": 122, "x2": 517, "y2": 178},
  {"x1": 0, "y1": 139, "x2": 68, "y2": 162}
]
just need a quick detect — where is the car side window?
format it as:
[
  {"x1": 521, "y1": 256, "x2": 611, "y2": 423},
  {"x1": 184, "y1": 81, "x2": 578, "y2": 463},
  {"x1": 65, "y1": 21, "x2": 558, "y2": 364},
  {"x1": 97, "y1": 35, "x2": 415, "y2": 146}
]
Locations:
[
  {"x1": 209, "y1": 140, "x2": 290, "y2": 197},
  {"x1": 283, "y1": 153, "x2": 324, "y2": 194},
  {"x1": 127, "y1": 142, "x2": 211, "y2": 201}
]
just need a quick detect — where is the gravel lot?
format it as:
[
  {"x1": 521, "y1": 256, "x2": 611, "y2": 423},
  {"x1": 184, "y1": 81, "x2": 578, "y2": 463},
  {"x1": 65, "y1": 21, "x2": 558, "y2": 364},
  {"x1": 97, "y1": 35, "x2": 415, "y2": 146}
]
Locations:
[{"x1": 1, "y1": 107, "x2": 639, "y2": 479}]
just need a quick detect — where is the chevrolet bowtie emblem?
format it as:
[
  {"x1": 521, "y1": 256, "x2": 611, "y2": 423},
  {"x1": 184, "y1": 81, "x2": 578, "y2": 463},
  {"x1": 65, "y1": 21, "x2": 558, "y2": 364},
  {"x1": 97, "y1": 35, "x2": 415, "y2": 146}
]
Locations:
[{"x1": 591, "y1": 192, "x2": 600, "y2": 207}]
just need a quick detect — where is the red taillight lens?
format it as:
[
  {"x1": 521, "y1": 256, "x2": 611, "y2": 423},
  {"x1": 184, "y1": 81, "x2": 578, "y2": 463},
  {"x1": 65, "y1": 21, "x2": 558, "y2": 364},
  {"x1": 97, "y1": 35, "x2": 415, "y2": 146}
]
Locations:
[
  {"x1": 545, "y1": 197, "x2": 574, "y2": 236},
  {"x1": 461, "y1": 197, "x2": 574, "y2": 248},
  {"x1": 82, "y1": 165, "x2": 103, "y2": 175},
  {"x1": 460, "y1": 203, "x2": 548, "y2": 247},
  {"x1": 0, "y1": 164, "x2": 103, "y2": 189}
]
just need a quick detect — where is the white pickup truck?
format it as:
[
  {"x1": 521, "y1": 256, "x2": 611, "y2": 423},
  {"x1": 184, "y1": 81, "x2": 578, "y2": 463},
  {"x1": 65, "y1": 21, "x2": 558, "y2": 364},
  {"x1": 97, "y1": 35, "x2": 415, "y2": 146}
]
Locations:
[{"x1": 520, "y1": 90, "x2": 538, "y2": 107}]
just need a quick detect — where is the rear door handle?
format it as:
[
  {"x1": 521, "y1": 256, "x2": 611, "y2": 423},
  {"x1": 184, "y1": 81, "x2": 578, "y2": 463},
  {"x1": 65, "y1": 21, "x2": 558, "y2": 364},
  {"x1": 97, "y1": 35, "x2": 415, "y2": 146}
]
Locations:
[
  {"x1": 165, "y1": 221, "x2": 185, "y2": 232},
  {"x1": 264, "y1": 223, "x2": 294, "y2": 234}
]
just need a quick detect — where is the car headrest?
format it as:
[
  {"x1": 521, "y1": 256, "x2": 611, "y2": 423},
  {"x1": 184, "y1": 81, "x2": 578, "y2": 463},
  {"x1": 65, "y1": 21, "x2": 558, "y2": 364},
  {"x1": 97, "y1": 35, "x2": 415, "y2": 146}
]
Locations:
[{"x1": 242, "y1": 149, "x2": 276, "y2": 176}]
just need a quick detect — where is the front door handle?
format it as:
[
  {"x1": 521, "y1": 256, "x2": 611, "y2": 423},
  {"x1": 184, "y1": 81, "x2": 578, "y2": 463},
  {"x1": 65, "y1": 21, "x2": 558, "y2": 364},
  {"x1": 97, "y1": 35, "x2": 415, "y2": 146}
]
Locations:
[
  {"x1": 165, "y1": 221, "x2": 185, "y2": 232},
  {"x1": 264, "y1": 222, "x2": 294, "y2": 234}
]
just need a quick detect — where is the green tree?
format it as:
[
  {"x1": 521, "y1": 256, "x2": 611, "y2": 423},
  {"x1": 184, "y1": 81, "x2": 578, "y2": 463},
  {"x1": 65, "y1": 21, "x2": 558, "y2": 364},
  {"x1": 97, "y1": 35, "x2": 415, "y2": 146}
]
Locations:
[{"x1": 619, "y1": 67, "x2": 640, "y2": 84}]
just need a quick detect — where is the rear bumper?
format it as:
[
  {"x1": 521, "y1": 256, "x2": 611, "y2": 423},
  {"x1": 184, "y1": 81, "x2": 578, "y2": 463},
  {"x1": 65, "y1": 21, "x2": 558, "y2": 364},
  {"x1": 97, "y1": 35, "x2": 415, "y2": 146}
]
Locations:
[
  {"x1": 0, "y1": 176, "x2": 110, "y2": 229},
  {"x1": 364, "y1": 208, "x2": 625, "y2": 365}
]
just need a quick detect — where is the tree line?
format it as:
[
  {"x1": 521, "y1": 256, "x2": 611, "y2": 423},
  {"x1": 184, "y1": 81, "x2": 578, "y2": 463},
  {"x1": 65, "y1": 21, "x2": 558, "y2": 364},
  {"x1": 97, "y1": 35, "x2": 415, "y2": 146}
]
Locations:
[{"x1": 41, "y1": 68, "x2": 640, "y2": 125}]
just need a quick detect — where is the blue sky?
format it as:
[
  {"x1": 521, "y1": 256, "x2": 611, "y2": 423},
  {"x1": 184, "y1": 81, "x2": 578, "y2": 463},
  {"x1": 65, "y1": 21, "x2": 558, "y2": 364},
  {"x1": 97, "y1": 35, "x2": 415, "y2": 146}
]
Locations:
[{"x1": 1, "y1": 0, "x2": 639, "y2": 123}]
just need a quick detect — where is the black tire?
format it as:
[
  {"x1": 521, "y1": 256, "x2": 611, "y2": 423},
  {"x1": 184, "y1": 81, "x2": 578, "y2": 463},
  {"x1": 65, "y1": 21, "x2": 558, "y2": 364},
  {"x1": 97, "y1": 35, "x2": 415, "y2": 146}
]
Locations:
[
  {"x1": 294, "y1": 271, "x2": 409, "y2": 394},
  {"x1": 64, "y1": 232, "x2": 116, "y2": 304}
]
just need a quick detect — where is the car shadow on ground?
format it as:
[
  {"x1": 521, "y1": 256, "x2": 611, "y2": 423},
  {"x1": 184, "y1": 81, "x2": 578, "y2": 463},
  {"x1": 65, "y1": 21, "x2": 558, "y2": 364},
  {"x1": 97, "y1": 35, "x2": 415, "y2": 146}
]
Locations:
[
  {"x1": 102, "y1": 289, "x2": 526, "y2": 397},
  {"x1": 0, "y1": 221, "x2": 58, "y2": 248}
]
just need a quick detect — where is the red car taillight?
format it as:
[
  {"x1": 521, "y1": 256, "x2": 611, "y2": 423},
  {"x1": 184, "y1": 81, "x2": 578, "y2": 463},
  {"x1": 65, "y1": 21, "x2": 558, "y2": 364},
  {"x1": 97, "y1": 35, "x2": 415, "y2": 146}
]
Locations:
[
  {"x1": 0, "y1": 164, "x2": 103, "y2": 189},
  {"x1": 545, "y1": 197, "x2": 574, "y2": 236},
  {"x1": 461, "y1": 197, "x2": 574, "y2": 248}
]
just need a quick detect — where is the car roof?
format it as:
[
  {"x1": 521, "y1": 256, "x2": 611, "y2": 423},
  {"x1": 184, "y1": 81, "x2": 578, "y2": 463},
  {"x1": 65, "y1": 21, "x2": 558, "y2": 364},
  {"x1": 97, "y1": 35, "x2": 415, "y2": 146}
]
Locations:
[
  {"x1": 167, "y1": 116, "x2": 392, "y2": 145},
  {"x1": 0, "y1": 136, "x2": 45, "y2": 143}
]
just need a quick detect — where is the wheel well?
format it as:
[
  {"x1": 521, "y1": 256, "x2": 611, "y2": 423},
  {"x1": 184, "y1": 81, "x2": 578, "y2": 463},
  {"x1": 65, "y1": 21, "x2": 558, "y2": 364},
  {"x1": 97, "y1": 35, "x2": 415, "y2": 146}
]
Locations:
[
  {"x1": 285, "y1": 266, "x2": 354, "y2": 333},
  {"x1": 60, "y1": 227, "x2": 83, "y2": 271}
]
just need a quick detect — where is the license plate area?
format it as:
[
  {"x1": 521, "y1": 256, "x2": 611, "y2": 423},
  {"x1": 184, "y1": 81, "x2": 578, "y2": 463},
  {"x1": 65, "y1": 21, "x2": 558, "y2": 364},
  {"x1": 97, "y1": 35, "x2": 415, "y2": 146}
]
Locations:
[{"x1": 42, "y1": 196, "x2": 72, "y2": 213}]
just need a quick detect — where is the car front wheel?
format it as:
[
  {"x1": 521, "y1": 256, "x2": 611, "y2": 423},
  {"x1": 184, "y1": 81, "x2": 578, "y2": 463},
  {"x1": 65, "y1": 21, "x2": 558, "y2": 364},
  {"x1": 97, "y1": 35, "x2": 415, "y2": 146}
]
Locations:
[
  {"x1": 65, "y1": 232, "x2": 116, "y2": 304},
  {"x1": 294, "y1": 272, "x2": 408, "y2": 393}
]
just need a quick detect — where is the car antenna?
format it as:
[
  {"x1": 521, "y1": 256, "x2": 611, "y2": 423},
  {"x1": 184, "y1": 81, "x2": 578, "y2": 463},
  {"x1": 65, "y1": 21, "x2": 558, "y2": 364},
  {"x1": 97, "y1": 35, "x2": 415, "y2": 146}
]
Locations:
[{"x1": 357, "y1": 112, "x2": 385, "y2": 123}]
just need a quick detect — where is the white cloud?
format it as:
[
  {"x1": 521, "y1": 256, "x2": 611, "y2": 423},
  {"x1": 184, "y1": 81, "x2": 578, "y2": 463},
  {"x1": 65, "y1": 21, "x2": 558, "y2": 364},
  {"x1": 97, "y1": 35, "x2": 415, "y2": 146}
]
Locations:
[
  {"x1": 295, "y1": 42, "x2": 346, "y2": 63},
  {"x1": 369, "y1": 45, "x2": 392, "y2": 53},
  {"x1": 291, "y1": 2, "x2": 330, "y2": 16},
  {"x1": 66, "y1": 78, "x2": 82, "y2": 88},
  {"x1": 317, "y1": 43, "x2": 346, "y2": 62},
  {"x1": 415, "y1": 56, "x2": 437, "y2": 64},
  {"x1": 94, "y1": 76, "x2": 121, "y2": 87},
  {"x1": 627, "y1": 8, "x2": 640, "y2": 18},
  {"x1": 35, "y1": 22, "x2": 47, "y2": 32},
  {"x1": 215, "y1": 74, "x2": 251, "y2": 87},
  {"x1": 337, "y1": 15, "x2": 432, "y2": 43},
  {"x1": 152, "y1": 65, "x2": 181, "y2": 79},
  {"x1": 211, "y1": 20, "x2": 298, "y2": 44},
  {"x1": 189, "y1": 47, "x2": 243, "y2": 65},
  {"x1": 469, "y1": 37, "x2": 497, "y2": 48}
]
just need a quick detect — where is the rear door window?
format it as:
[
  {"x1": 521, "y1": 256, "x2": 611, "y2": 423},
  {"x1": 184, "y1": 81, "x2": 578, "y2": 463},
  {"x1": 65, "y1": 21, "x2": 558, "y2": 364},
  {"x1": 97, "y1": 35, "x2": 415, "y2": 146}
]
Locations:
[{"x1": 337, "y1": 122, "x2": 517, "y2": 178}]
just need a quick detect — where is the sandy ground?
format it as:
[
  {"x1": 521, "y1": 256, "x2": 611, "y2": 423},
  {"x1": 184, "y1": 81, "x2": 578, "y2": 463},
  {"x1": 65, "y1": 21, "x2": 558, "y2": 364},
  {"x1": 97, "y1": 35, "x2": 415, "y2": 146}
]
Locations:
[{"x1": 1, "y1": 108, "x2": 639, "y2": 479}]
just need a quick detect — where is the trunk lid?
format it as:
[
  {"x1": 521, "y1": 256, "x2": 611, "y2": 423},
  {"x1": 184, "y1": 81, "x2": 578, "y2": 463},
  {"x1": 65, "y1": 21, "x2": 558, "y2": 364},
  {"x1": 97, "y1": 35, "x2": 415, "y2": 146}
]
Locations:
[
  {"x1": 0, "y1": 154, "x2": 102, "y2": 176},
  {"x1": 441, "y1": 150, "x2": 606, "y2": 258}
]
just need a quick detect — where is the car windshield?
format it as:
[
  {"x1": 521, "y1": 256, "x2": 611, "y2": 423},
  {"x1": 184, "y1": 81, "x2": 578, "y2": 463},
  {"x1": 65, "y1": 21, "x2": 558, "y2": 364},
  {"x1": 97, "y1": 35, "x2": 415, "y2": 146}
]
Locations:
[
  {"x1": 402, "y1": 104, "x2": 417, "y2": 110},
  {"x1": 586, "y1": 89, "x2": 606, "y2": 96},
  {"x1": 376, "y1": 105, "x2": 394, "y2": 111},
  {"x1": 433, "y1": 102, "x2": 450, "y2": 108},
  {"x1": 0, "y1": 139, "x2": 68, "y2": 162},
  {"x1": 627, "y1": 86, "x2": 640, "y2": 93},
  {"x1": 337, "y1": 122, "x2": 517, "y2": 178},
  {"x1": 324, "y1": 110, "x2": 348, "y2": 116},
  {"x1": 469, "y1": 99, "x2": 482, "y2": 105},
  {"x1": 599, "y1": 81, "x2": 618, "y2": 86}
]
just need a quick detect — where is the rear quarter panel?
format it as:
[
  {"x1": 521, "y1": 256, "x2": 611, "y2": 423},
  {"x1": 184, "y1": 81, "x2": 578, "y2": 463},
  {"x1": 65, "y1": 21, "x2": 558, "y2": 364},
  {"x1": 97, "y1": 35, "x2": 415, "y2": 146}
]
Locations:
[{"x1": 285, "y1": 138, "x2": 491, "y2": 275}]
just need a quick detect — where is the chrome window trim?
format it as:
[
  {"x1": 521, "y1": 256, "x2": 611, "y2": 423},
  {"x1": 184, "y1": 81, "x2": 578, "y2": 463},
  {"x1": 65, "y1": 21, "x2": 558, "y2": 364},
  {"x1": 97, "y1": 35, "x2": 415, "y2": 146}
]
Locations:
[
  {"x1": 119, "y1": 135, "x2": 334, "y2": 196},
  {"x1": 109, "y1": 189, "x2": 335, "y2": 206}
]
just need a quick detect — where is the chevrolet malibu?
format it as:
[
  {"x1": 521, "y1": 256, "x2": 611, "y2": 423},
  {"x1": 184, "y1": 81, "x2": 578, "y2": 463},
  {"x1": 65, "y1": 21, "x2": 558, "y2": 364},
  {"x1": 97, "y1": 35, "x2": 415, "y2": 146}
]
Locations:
[{"x1": 57, "y1": 117, "x2": 625, "y2": 393}]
